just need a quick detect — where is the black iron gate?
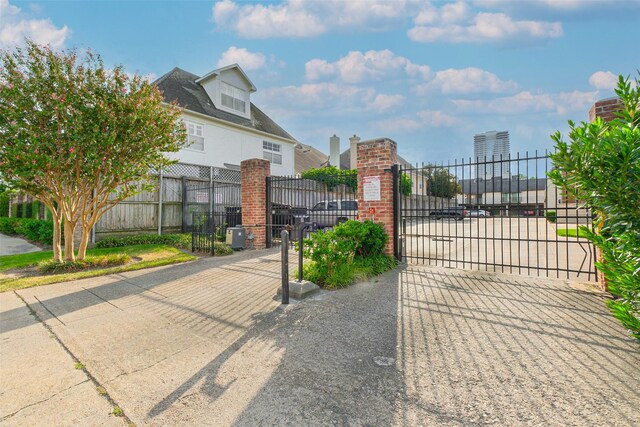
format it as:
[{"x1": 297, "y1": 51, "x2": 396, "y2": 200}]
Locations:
[
  {"x1": 266, "y1": 173, "x2": 358, "y2": 248},
  {"x1": 186, "y1": 180, "x2": 241, "y2": 254},
  {"x1": 395, "y1": 152, "x2": 597, "y2": 281}
]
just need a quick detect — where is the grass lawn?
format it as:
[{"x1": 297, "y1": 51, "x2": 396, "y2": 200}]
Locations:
[
  {"x1": 556, "y1": 227, "x2": 589, "y2": 238},
  {"x1": 0, "y1": 244, "x2": 196, "y2": 292}
]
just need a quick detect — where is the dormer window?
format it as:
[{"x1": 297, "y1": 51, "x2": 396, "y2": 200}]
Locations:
[{"x1": 221, "y1": 82, "x2": 246, "y2": 114}]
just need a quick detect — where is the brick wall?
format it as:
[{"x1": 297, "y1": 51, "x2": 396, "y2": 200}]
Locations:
[
  {"x1": 589, "y1": 97, "x2": 622, "y2": 290},
  {"x1": 241, "y1": 158, "x2": 270, "y2": 249},
  {"x1": 588, "y1": 97, "x2": 622, "y2": 123},
  {"x1": 356, "y1": 138, "x2": 398, "y2": 256}
]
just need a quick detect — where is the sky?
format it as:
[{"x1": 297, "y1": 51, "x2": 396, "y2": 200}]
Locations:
[{"x1": 1, "y1": 0, "x2": 639, "y2": 164}]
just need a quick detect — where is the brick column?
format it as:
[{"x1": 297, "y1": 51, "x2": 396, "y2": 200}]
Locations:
[
  {"x1": 589, "y1": 97, "x2": 622, "y2": 291},
  {"x1": 356, "y1": 138, "x2": 398, "y2": 256},
  {"x1": 241, "y1": 158, "x2": 270, "y2": 249}
]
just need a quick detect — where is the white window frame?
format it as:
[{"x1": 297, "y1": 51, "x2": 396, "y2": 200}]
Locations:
[
  {"x1": 184, "y1": 121, "x2": 204, "y2": 151},
  {"x1": 220, "y1": 82, "x2": 247, "y2": 115},
  {"x1": 263, "y1": 141, "x2": 282, "y2": 165}
]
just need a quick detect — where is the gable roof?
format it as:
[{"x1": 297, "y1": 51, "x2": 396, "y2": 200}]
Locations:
[
  {"x1": 154, "y1": 67, "x2": 295, "y2": 142},
  {"x1": 195, "y1": 63, "x2": 257, "y2": 92},
  {"x1": 339, "y1": 147, "x2": 411, "y2": 170},
  {"x1": 295, "y1": 143, "x2": 329, "y2": 174}
]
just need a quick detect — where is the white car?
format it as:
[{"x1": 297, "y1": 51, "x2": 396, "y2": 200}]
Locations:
[{"x1": 468, "y1": 209, "x2": 490, "y2": 217}]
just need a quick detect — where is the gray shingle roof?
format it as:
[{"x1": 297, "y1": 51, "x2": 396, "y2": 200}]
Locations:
[
  {"x1": 459, "y1": 177, "x2": 547, "y2": 194},
  {"x1": 295, "y1": 143, "x2": 329, "y2": 174},
  {"x1": 154, "y1": 67, "x2": 295, "y2": 142}
]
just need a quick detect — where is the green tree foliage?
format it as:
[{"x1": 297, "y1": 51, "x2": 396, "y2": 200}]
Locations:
[
  {"x1": 301, "y1": 166, "x2": 357, "y2": 191},
  {"x1": 548, "y1": 74, "x2": 640, "y2": 340},
  {"x1": 400, "y1": 173, "x2": 412, "y2": 196},
  {"x1": 421, "y1": 165, "x2": 461, "y2": 198},
  {"x1": 0, "y1": 41, "x2": 186, "y2": 262}
]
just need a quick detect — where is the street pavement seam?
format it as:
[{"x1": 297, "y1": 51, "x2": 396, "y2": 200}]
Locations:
[{"x1": 11, "y1": 290, "x2": 133, "y2": 426}]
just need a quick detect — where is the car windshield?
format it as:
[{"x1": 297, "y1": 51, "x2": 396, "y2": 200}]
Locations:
[{"x1": 312, "y1": 202, "x2": 325, "y2": 211}]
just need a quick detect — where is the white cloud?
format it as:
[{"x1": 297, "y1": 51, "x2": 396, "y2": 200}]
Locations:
[
  {"x1": 409, "y1": 8, "x2": 562, "y2": 44},
  {"x1": 217, "y1": 46, "x2": 266, "y2": 71},
  {"x1": 416, "y1": 109, "x2": 460, "y2": 126},
  {"x1": 370, "y1": 94, "x2": 405, "y2": 112},
  {"x1": 588, "y1": 71, "x2": 618, "y2": 90},
  {"x1": 0, "y1": 0, "x2": 70, "y2": 48},
  {"x1": 452, "y1": 90, "x2": 597, "y2": 115},
  {"x1": 417, "y1": 67, "x2": 518, "y2": 94},
  {"x1": 257, "y1": 83, "x2": 375, "y2": 112},
  {"x1": 212, "y1": 0, "x2": 419, "y2": 38},
  {"x1": 374, "y1": 117, "x2": 423, "y2": 133},
  {"x1": 305, "y1": 50, "x2": 431, "y2": 84}
]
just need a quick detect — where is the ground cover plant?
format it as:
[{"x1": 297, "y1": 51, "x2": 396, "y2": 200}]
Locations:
[
  {"x1": 549, "y1": 74, "x2": 639, "y2": 340},
  {"x1": 0, "y1": 244, "x2": 196, "y2": 292},
  {"x1": 556, "y1": 227, "x2": 589, "y2": 238},
  {"x1": 300, "y1": 220, "x2": 397, "y2": 289},
  {"x1": 95, "y1": 233, "x2": 233, "y2": 255}
]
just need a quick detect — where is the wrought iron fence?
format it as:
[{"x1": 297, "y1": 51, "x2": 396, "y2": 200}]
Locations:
[
  {"x1": 395, "y1": 152, "x2": 597, "y2": 281},
  {"x1": 187, "y1": 181, "x2": 241, "y2": 253},
  {"x1": 266, "y1": 172, "x2": 358, "y2": 247}
]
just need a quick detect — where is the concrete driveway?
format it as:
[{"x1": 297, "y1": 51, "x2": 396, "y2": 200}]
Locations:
[
  {"x1": 1, "y1": 250, "x2": 638, "y2": 426},
  {"x1": 0, "y1": 233, "x2": 42, "y2": 256}
]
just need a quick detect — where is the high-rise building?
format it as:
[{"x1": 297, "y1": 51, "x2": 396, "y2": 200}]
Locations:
[{"x1": 474, "y1": 130, "x2": 510, "y2": 179}]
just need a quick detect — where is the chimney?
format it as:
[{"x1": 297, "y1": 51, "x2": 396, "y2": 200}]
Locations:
[
  {"x1": 329, "y1": 134, "x2": 340, "y2": 168},
  {"x1": 349, "y1": 134, "x2": 360, "y2": 170}
]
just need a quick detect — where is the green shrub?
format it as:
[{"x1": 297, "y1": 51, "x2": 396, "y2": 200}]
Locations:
[
  {"x1": 0, "y1": 192, "x2": 9, "y2": 217},
  {"x1": 545, "y1": 210, "x2": 557, "y2": 223},
  {"x1": 96, "y1": 233, "x2": 192, "y2": 249},
  {"x1": 0, "y1": 217, "x2": 56, "y2": 245},
  {"x1": 400, "y1": 173, "x2": 412, "y2": 196},
  {"x1": 301, "y1": 220, "x2": 395, "y2": 288},
  {"x1": 333, "y1": 220, "x2": 387, "y2": 257},
  {"x1": 301, "y1": 166, "x2": 358, "y2": 191},
  {"x1": 549, "y1": 73, "x2": 639, "y2": 341},
  {"x1": 212, "y1": 241, "x2": 234, "y2": 256},
  {"x1": 38, "y1": 253, "x2": 131, "y2": 273}
]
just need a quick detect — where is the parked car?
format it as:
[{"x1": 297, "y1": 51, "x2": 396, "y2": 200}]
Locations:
[
  {"x1": 468, "y1": 209, "x2": 490, "y2": 217},
  {"x1": 307, "y1": 199, "x2": 358, "y2": 228},
  {"x1": 429, "y1": 207, "x2": 466, "y2": 220}
]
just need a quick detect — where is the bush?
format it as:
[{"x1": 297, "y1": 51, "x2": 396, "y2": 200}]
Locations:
[
  {"x1": 301, "y1": 220, "x2": 395, "y2": 288},
  {"x1": 301, "y1": 166, "x2": 358, "y2": 191},
  {"x1": 95, "y1": 233, "x2": 234, "y2": 256},
  {"x1": 0, "y1": 192, "x2": 9, "y2": 217},
  {"x1": 545, "y1": 210, "x2": 557, "y2": 223},
  {"x1": 549, "y1": 73, "x2": 639, "y2": 340},
  {"x1": 95, "y1": 233, "x2": 192, "y2": 249},
  {"x1": 0, "y1": 217, "x2": 56, "y2": 245},
  {"x1": 38, "y1": 253, "x2": 131, "y2": 274}
]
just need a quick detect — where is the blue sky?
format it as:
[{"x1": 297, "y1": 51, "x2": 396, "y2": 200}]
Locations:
[{"x1": 1, "y1": 0, "x2": 639, "y2": 163}]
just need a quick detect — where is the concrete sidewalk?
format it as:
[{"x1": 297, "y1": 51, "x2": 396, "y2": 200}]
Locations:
[
  {"x1": 2, "y1": 250, "x2": 639, "y2": 426},
  {"x1": 0, "y1": 233, "x2": 42, "y2": 256}
]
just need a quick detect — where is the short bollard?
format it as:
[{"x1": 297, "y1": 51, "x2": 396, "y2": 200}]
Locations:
[{"x1": 281, "y1": 230, "x2": 289, "y2": 304}]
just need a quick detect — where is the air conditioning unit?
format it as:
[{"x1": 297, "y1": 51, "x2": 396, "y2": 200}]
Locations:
[{"x1": 226, "y1": 227, "x2": 246, "y2": 249}]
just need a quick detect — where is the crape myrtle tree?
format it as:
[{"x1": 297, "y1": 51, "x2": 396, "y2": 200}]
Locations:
[
  {"x1": 0, "y1": 41, "x2": 186, "y2": 262},
  {"x1": 549, "y1": 74, "x2": 640, "y2": 340},
  {"x1": 421, "y1": 165, "x2": 461, "y2": 198}
]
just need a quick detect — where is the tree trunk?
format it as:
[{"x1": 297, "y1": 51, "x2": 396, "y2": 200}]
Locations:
[
  {"x1": 63, "y1": 218, "x2": 76, "y2": 262},
  {"x1": 77, "y1": 223, "x2": 92, "y2": 260},
  {"x1": 51, "y1": 212, "x2": 63, "y2": 263}
]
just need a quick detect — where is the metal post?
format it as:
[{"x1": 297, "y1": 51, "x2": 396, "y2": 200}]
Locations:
[
  {"x1": 181, "y1": 176, "x2": 188, "y2": 233},
  {"x1": 281, "y1": 230, "x2": 289, "y2": 304},
  {"x1": 391, "y1": 164, "x2": 400, "y2": 261},
  {"x1": 210, "y1": 182, "x2": 215, "y2": 256},
  {"x1": 158, "y1": 168, "x2": 163, "y2": 235},
  {"x1": 266, "y1": 176, "x2": 272, "y2": 248}
]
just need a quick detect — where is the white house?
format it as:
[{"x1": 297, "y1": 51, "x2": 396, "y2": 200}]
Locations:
[{"x1": 154, "y1": 64, "x2": 297, "y2": 177}]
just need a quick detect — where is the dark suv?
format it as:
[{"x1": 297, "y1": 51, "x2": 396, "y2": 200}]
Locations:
[{"x1": 429, "y1": 207, "x2": 467, "y2": 220}]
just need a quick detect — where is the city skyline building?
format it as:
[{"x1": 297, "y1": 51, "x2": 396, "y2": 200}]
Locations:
[{"x1": 474, "y1": 130, "x2": 511, "y2": 179}]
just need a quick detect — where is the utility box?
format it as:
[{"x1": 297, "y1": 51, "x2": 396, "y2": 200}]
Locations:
[{"x1": 226, "y1": 227, "x2": 246, "y2": 250}]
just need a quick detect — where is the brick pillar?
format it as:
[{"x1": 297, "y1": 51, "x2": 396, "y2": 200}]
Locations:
[
  {"x1": 241, "y1": 158, "x2": 270, "y2": 249},
  {"x1": 589, "y1": 97, "x2": 622, "y2": 290},
  {"x1": 356, "y1": 138, "x2": 398, "y2": 256}
]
